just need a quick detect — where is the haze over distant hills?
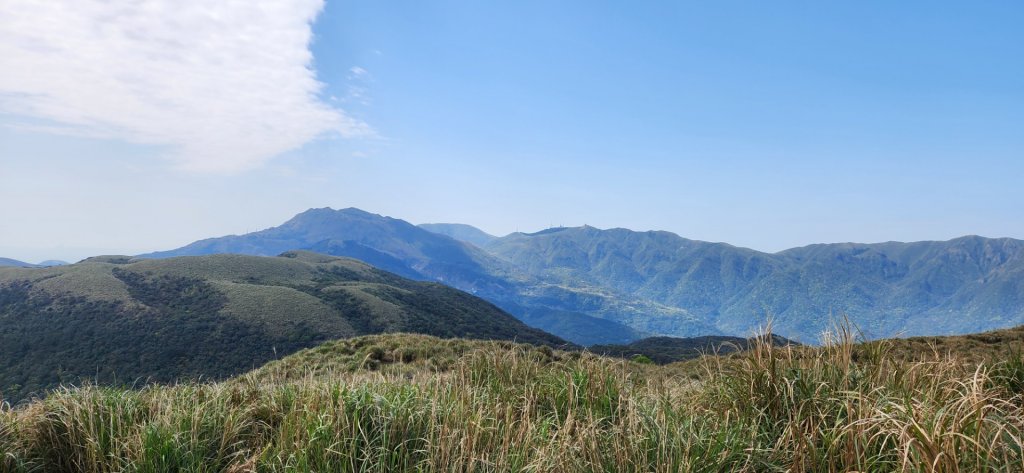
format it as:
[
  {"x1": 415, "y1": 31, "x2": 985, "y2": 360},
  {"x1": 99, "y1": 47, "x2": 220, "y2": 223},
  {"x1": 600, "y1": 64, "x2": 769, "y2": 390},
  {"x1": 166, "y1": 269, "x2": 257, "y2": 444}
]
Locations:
[
  {"x1": 144, "y1": 208, "x2": 665, "y2": 345},
  {"x1": 0, "y1": 258, "x2": 34, "y2": 268},
  {"x1": 418, "y1": 223, "x2": 498, "y2": 247},
  {"x1": 0, "y1": 258, "x2": 67, "y2": 268},
  {"x1": 0, "y1": 251, "x2": 566, "y2": 402},
  {"x1": 143, "y1": 208, "x2": 1024, "y2": 344},
  {"x1": 482, "y1": 227, "x2": 1024, "y2": 342}
]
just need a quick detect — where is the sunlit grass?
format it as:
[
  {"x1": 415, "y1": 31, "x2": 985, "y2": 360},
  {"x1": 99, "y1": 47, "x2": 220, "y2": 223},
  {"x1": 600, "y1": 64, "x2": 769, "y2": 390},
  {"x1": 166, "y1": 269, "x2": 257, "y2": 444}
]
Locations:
[{"x1": 3, "y1": 327, "x2": 1024, "y2": 472}]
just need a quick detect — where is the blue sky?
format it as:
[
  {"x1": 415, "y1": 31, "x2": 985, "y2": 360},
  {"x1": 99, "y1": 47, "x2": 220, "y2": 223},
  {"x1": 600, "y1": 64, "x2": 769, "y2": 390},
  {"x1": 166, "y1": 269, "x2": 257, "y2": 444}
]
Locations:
[{"x1": 1, "y1": 1, "x2": 1022, "y2": 262}]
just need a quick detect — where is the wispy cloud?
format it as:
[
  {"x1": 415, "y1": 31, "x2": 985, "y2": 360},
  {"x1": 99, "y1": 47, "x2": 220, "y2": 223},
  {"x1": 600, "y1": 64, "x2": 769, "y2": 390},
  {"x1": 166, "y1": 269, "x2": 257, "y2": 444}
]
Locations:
[
  {"x1": 0, "y1": 0, "x2": 369, "y2": 173},
  {"x1": 344, "y1": 66, "x2": 372, "y2": 105},
  {"x1": 348, "y1": 66, "x2": 370, "y2": 79}
]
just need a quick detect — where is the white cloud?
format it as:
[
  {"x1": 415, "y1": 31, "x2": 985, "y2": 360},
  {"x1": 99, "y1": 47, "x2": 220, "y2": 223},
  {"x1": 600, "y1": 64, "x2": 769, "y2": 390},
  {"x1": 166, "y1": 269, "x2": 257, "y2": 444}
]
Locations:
[
  {"x1": 348, "y1": 66, "x2": 369, "y2": 79},
  {"x1": 0, "y1": 0, "x2": 369, "y2": 173}
]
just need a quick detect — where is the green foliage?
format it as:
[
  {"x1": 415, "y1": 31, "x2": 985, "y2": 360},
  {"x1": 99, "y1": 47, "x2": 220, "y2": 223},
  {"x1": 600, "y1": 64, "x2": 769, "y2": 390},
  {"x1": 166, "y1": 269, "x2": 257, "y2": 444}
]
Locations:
[
  {"x1": 630, "y1": 354, "x2": 654, "y2": 364},
  {"x1": 112, "y1": 267, "x2": 228, "y2": 314},
  {"x1": 245, "y1": 334, "x2": 494, "y2": 382},
  {"x1": 0, "y1": 254, "x2": 568, "y2": 405},
  {"x1": 988, "y1": 351, "x2": 1024, "y2": 395},
  {"x1": 0, "y1": 271, "x2": 305, "y2": 404}
]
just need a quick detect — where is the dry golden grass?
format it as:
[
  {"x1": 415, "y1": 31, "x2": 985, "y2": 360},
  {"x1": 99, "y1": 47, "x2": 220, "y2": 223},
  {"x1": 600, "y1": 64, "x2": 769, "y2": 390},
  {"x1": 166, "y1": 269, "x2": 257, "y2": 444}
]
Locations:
[{"x1": 3, "y1": 325, "x2": 1024, "y2": 472}]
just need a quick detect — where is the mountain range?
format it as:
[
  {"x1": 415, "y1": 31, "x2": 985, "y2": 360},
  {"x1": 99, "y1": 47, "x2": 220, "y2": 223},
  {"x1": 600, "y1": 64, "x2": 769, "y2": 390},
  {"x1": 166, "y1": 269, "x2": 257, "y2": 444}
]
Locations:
[
  {"x1": 0, "y1": 251, "x2": 566, "y2": 402},
  {"x1": 141, "y1": 208, "x2": 1024, "y2": 344},
  {"x1": 144, "y1": 208, "x2": 659, "y2": 345}
]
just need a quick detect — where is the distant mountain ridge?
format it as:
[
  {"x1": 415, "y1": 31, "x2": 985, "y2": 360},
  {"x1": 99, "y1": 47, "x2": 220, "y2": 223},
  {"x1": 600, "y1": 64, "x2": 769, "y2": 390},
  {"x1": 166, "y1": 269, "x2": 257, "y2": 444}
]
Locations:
[
  {"x1": 0, "y1": 258, "x2": 34, "y2": 267},
  {"x1": 144, "y1": 208, "x2": 661, "y2": 345},
  {"x1": 147, "y1": 207, "x2": 1024, "y2": 344},
  {"x1": 418, "y1": 223, "x2": 497, "y2": 247},
  {"x1": 484, "y1": 227, "x2": 1024, "y2": 341},
  {"x1": 0, "y1": 258, "x2": 67, "y2": 268}
]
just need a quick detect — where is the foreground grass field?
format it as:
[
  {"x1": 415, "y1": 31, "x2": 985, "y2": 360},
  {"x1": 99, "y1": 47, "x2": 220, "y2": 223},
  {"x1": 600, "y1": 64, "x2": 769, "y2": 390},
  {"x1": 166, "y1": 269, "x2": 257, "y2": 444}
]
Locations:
[{"x1": 3, "y1": 329, "x2": 1024, "y2": 472}]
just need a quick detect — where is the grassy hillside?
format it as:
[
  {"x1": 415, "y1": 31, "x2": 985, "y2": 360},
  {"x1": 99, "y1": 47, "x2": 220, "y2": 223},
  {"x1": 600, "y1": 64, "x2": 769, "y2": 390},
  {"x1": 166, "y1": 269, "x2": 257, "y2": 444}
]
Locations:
[
  {"x1": 0, "y1": 252, "x2": 567, "y2": 403},
  {"x1": 876, "y1": 323, "x2": 1024, "y2": 364},
  {"x1": 591, "y1": 334, "x2": 797, "y2": 364},
  {"x1": 4, "y1": 327, "x2": 1024, "y2": 472}
]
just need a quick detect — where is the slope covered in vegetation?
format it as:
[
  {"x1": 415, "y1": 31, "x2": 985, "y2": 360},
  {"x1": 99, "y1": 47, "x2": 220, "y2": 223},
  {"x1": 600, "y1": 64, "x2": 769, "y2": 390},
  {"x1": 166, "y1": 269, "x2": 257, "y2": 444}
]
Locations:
[
  {"x1": 591, "y1": 334, "x2": 797, "y2": 364},
  {"x1": 3, "y1": 326, "x2": 1024, "y2": 472},
  {"x1": 0, "y1": 252, "x2": 567, "y2": 403}
]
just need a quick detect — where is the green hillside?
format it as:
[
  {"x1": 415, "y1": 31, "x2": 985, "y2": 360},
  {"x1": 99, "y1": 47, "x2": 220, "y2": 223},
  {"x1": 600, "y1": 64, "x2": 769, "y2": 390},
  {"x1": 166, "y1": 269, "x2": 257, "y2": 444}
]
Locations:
[
  {"x1": 591, "y1": 334, "x2": 797, "y2": 364},
  {"x1": 242, "y1": 333, "x2": 569, "y2": 384},
  {"x1": 874, "y1": 322, "x2": 1024, "y2": 364},
  {"x1": 0, "y1": 252, "x2": 567, "y2": 403}
]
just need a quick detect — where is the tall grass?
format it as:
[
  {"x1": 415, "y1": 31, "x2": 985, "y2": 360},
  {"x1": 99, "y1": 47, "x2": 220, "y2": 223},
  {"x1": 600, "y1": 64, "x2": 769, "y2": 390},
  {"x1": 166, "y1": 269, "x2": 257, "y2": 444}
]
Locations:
[{"x1": 2, "y1": 328, "x2": 1023, "y2": 472}]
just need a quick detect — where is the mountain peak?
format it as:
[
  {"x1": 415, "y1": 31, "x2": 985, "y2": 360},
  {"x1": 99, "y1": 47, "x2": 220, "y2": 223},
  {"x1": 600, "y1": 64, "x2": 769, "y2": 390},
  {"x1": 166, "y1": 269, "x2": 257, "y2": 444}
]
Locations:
[
  {"x1": 948, "y1": 234, "x2": 1020, "y2": 247},
  {"x1": 281, "y1": 207, "x2": 394, "y2": 229},
  {"x1": 291, "y1": 206, "x2": 375, "y2": 219}
]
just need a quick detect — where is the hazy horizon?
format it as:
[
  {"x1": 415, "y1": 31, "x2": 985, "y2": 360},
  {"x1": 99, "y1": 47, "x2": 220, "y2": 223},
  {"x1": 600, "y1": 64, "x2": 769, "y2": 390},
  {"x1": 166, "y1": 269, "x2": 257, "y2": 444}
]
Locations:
[{"x1": 2, "y1": 1, "x2": 1022, "y2": 263}]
